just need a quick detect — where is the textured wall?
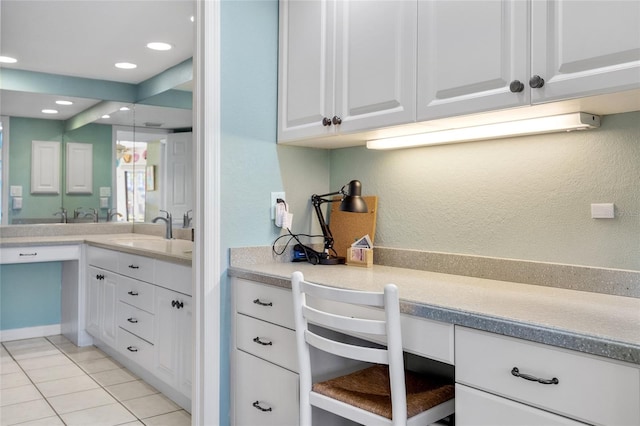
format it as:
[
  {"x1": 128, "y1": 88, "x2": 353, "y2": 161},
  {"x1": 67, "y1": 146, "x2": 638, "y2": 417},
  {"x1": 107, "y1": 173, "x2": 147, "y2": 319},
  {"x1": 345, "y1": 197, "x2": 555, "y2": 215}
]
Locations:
[{"x1": 330, "y1": 111, "x2": 640, "y2": 271}]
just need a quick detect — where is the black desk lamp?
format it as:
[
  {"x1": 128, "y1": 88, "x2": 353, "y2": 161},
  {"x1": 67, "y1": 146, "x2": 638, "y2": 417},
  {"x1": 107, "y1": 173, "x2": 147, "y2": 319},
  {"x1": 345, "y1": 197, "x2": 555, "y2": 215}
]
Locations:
[{"x1": 310, "y1": 180, "x2": 368, "y2": 265}]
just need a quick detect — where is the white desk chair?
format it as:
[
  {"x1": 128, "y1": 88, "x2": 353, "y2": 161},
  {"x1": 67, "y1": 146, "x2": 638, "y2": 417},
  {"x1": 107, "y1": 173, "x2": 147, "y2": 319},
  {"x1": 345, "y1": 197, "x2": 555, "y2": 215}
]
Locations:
[{"x1": 291, "y1": 271, "x2": 455, "y2": 426}]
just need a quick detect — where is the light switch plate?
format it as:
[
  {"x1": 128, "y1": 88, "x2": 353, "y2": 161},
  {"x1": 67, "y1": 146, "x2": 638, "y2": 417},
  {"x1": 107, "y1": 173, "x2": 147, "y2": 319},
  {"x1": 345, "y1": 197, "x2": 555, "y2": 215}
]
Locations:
[
  {"x1": 591, "y1": 203, "x2": 615, "y2": 219},
  {"x1": 100, "y1": 187, "x2": 111, "y2": 197},
  {"x1": 271, "y1": 192, "x2": 285, "y2": 220},
  {"x1": 10, "y1": 185, "x2": 23, "y2": 197}
]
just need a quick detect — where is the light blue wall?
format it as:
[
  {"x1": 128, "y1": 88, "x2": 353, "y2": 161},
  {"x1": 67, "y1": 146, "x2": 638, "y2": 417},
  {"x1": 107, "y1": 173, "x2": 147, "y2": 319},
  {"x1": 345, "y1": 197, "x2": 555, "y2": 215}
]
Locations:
[
  {"x1": 219, "y1": 1, "x2": 329, "y2": 424},
  {"x1": 329, "y1": 111, "x2": 640, "y2": 271},
  {"x1": 0, "y1": 262, "x2": 62, "y2": 330}
]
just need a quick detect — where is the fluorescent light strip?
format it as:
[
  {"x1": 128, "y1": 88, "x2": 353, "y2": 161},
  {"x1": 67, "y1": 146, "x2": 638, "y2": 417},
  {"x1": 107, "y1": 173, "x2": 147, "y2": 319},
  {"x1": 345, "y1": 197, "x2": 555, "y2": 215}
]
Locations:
[{"x1": 366, "y1": 112, "x2": 601, "y2": 150}]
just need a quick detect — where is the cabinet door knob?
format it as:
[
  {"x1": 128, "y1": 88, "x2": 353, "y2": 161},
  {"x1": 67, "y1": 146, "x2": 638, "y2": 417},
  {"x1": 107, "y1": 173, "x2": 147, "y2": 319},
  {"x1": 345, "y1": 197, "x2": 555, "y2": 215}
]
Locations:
[
  {"x1": 322, "y1": 117, "x2": 332, "y2": 126},
  {"x1": 96, "y1": 274, "x2": 104, "y2": 280},
  {"x1": 252, "y1": 401, "x2": 273, "y2": 412},
  {"x1": 529, "y1": 75, "x2": 545, "y2": 88},
  {"x1": 509, "y1": 80, "x2": 525, "y2": 93},
  {"x1": 332, "y1": 115, "x2": 342, "y2": 125}
]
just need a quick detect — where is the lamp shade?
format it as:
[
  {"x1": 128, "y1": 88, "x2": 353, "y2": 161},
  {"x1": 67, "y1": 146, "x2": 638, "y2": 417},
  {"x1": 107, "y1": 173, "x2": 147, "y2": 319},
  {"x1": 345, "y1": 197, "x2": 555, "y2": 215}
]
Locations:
[{"x1": 339, "y1": 180, "x2": 368, "y2": 213}]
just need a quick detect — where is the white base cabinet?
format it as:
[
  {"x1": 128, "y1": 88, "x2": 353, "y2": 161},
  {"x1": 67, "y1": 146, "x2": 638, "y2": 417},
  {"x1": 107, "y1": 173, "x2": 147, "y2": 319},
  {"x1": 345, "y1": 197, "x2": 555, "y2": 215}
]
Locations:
[{"x1": 86, "y1": 246, "x2": 192, "y2": 410}]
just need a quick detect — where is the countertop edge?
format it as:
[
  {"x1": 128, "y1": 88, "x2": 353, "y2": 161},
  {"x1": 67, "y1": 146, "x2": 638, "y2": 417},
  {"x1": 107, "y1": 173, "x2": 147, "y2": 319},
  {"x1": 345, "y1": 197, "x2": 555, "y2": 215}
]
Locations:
[{"x1": 228, "y1": 266, "x2": 640, "y2": 365}]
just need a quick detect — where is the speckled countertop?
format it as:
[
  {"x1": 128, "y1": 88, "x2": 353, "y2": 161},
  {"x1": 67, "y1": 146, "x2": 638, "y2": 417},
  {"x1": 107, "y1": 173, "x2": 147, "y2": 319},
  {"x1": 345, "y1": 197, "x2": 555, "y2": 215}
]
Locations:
[
  {"x1": 228, "y1": 260, "x2": 640, "y2": 365},
  {"x1": 0, "y1": 228, "x2": 192, "y2": 265}
]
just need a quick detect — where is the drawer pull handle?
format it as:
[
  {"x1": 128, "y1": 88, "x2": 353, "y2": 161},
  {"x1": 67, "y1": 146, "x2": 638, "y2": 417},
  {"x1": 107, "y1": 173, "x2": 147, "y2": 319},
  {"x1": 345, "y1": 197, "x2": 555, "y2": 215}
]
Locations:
[
  {"x1": 252, "y1": 401, "x2": 272, "y2": 412},
  {"x1": 511, "y1": 367, "x2": 558, "y2": 385},
  {"x1": 253, "y1": 298, "x2": 273, "y2": 307},
  {"x1": 253, "y1": 337, "x2": 273, "y2": 346},
  {"x1": 19, "y1": 252, "x2": 38, "y2": 257},
  {"x1": 128, "y1": 264, "x2": 140, "y2": 269},
  {"x1": 171, "y1": 300, "x2": 185, "y2": 309},
  {"x1": 128, "y1": 291, "x2": 139, "y2": 296},
  {"x1": 127, "y1": 318, "x2": 138, "y2": 323},
  {"x1": 96, "y1": 274, "x2": 104, "y2": 280},
  {"x1": 127, "y1": 346, "x2": 139, "y2": 352}
]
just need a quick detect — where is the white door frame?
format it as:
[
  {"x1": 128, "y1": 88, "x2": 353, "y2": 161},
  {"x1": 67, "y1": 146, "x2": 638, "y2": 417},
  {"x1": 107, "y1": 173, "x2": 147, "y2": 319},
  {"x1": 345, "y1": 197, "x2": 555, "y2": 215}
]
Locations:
[{"x1": 193, "y1": 1, "x2": 221, "y2": 425}]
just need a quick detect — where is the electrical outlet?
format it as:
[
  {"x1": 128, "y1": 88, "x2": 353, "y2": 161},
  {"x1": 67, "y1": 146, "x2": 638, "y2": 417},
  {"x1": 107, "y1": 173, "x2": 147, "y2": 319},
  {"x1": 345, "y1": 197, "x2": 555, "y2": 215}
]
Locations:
[{"x1": 271, "y1": 192, "x2": 285, "y2": 220}]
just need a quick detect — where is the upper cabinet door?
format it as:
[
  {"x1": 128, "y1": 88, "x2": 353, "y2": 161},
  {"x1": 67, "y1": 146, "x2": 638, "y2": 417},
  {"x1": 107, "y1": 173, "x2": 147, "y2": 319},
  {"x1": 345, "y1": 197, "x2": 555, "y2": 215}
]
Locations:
[
  {"x1": 335, "y1": 0, "x2": 417, "y2": 133},
  {"x1": 31, "y1": 140, "x2": 61, "y2": 194},
  {"x1": 66, "y1": 142, "x2": 93, "y2": 194},
  {"x1": 531, "y1": 0, "x2": 640, "y2": 103},
  {"x1": 278, "y1": 0, "x2": 335, "y2": 142},
  {"x1": 417, "y1": 0, "x2": 529, "y2": 121}
]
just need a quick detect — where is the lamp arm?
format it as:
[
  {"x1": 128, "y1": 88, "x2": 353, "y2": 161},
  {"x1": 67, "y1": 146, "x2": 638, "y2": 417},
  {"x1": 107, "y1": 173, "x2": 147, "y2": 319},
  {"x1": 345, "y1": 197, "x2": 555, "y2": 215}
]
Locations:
[{"x1": 311, "y1": 194, "x2": 338, "y2": 253}]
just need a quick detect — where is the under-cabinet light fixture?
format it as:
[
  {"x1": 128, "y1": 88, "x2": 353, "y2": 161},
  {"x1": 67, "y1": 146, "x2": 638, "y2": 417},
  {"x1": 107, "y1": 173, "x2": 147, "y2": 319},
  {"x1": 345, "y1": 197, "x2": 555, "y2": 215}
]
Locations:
[{"x1": 366, "y1": 112, "x2": 601, "y2": 150}]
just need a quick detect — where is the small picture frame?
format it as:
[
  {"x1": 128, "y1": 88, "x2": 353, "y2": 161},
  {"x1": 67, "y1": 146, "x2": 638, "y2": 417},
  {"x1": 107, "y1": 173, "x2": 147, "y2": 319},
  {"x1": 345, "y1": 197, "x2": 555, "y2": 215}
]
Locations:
[{"x1": 146, "y1": 165, "x2": 156, "y2": 191}]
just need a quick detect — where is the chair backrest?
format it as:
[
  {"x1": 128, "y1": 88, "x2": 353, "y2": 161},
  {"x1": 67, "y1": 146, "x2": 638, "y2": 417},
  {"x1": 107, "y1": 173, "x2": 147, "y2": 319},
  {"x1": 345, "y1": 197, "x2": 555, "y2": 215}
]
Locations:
[{"x1": 291, "y1": 271, "x2": 407, "y2": 424}]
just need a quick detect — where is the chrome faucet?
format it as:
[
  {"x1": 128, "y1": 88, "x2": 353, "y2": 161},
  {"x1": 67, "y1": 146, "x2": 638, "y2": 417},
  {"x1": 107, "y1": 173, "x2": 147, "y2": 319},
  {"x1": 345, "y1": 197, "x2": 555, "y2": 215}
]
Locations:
[
  {"x1": 73, "y1": 207, "x2": 83, "y2": 219},
  {"x1": 84, "y1": 208, "x2": 99, "y2": 223},
  {"x1": 152, "y1": 210, "x2": 173, "y2": 239},
  {"x1": 107, "y1": 208, "x2": 122, "y2": 222},
  {"x1": 53, "y1": 207, "x2": 68, "y2": 223},
  {"x1": 183, "y1": 210, "x2": 192, "y2": 228}
]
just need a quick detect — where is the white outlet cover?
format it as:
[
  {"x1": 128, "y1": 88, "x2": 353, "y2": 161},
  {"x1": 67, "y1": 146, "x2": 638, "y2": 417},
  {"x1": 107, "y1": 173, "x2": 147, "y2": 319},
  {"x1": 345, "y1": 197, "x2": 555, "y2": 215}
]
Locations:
[
  {"x1": 270, "y1": 192, "x2": 285, "y2": 220},
  {"x1": 591, "y1": 203, "x2": 615, "y2": 219}
]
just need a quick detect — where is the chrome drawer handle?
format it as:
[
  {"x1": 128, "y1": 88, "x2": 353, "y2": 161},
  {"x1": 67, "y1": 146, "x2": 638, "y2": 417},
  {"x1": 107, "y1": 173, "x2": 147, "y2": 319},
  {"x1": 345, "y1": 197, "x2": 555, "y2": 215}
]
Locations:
[
  {"x1": 128, "y1": 264, "x2": 140, "y2": 269},
  {"x1": 127, "y1": 291, "x2": 139, "y2": 296},
  {"x1": 127, "y1": 346, "x2": 138, "y2": 352},
  {"x1": 253, "y1": 298, "x2": 273, "y2": 307},
  {"x1": 127, "y1": 318, "x2": 138, "y2": 324},
  {"x1": 253, "y1": 337, "x2": 273, "y2": 346},
  {"x1": 511, "y1": 367, "x2": 558, "y2": 385},
  {"x1": 252, "y1": 401, "x2": 272, "y2": 412}
]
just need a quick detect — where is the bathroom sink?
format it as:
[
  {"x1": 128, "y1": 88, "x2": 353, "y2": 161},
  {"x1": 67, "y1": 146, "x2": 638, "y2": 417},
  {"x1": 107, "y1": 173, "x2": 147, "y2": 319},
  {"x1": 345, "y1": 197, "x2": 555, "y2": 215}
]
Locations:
[{"x1": 110, "y1": 238, "x2": 193, "y2": 256}]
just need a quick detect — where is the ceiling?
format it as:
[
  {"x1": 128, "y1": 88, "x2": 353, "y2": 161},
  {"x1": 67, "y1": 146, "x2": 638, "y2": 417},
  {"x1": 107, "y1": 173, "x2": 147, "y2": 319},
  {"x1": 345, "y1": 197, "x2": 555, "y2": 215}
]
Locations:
[{"x1": 0, "y1": 0, "x2": 195, "y2": 129}]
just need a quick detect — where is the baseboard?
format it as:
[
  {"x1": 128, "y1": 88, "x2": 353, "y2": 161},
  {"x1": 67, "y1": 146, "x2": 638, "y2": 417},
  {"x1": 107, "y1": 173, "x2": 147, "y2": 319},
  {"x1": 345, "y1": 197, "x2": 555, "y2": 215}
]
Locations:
[{"x1": 0, "y1": 324, "x2": 62, "y2": 342}]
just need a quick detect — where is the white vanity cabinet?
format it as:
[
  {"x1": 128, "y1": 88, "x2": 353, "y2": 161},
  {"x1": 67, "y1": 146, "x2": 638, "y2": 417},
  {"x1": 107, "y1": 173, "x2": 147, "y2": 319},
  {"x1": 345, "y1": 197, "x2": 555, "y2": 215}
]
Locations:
[
  {"x1": 277, "y1": 0, "x2": 417, "y2": 143},
  {"x1": 85, "y1": 245, "x2": 192, "y2": 409},
  {"x1": 417, "y1": 0, "x2": 640, "y2": 121},
  {"x1": 232, "y1": 278, "x2": 300, "y2": 426},
  {"x1": 455, "y1": 326, "x2": 640, "y2": 426}
]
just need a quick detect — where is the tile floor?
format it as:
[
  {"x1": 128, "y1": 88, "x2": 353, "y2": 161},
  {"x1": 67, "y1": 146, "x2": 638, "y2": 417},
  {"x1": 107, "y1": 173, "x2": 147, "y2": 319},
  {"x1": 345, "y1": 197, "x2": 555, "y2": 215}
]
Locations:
[{"x1": 1, "y1": 335, "x2": 191, "y2": 426}]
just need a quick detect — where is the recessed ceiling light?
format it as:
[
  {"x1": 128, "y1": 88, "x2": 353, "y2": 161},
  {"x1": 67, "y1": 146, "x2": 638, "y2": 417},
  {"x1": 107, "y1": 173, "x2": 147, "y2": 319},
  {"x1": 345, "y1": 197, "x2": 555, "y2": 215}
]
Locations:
[
  {"x1": 115, "y1": 62, "x2": 137, "y2": 69},
  {"x1": 119, "y1": 106, "x2": 131, "y2": 111},
  {"x1": 56, "y1": 100, "x2": 73, "y2": 106},
  {"x1": 190, "y1": 16, "x2": 195, "y2": 22},
  {"x1": 102, "y1": 114, "x2": 111, "y2": 119},
  {"x1": 147, "y1": 42, "x2": 172, "y2": 51},
  {"x1": 0, "y1": 56, "x2": 17, "y2": 63},
  {"x1": 42, "y1": 109, "x2": 58, "y2": 114}
]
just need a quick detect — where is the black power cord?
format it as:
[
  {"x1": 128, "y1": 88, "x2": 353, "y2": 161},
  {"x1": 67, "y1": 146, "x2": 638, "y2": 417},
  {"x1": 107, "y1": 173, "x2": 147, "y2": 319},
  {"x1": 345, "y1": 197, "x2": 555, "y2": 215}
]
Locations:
[{"x1": 272, "y1": 229, "x2": 338, "y2": 265}]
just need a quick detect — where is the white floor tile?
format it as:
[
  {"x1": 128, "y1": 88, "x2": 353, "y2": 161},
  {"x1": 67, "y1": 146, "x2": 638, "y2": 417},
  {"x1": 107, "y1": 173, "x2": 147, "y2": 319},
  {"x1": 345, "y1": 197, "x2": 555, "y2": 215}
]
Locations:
[
  {"x1": 47, "y1": 387, "x2": 117, "y2": 414},
  {"x1": 17, "y1": 354, "x2": 74, "y2": 371},
  {"x1": 65, "y1": 348, "x2": 108, "y2": 363},
  {"x1": 106, "y1": 379, "x2": 158, "y2": 402},
  {"x1": 11, "y1": 415, "x2": 65, "y2": 425},
  {"x1": 25, "y1": 363, "x2": 86, "y2": 383},
  {"x1": 45, "y1": 335, "x2": 71, "y2": 346},
  {"x1": 77, "y1": 357, "x2": 121, "y2": 374},
  {"x1": 91, "y1": 368, "x2": 138, "y2": 387},
  {"x1": 8, "y1": 347, "x2": 60, "y2": 361},
  {"x1": 0, "y1": 384, "x2": 42, "y2": 407},
  {"x1": 0, "y1": 371, "x2": 31, "y2": 390},
  {"x1": 122, "y1": 393, "x2": 181, "y2": 419},
  {"x1": 60, "y1": 402, "x2": 136, "y2": 426},
  {"x1": 0, "y1": 360, "x2": 21, "y2": 374},
  {"x1": 0, "y1": 398, "x2": 55, "y2": 425},
  {"x1": 35, "y1": 375, "x2": 100, "y2": 398},
  {"x1": 3, "y1": 338, "x2": 50, "y2": 351},
  {"x1": 142, "y1": 410, "x2": 192, "y2": 426}
]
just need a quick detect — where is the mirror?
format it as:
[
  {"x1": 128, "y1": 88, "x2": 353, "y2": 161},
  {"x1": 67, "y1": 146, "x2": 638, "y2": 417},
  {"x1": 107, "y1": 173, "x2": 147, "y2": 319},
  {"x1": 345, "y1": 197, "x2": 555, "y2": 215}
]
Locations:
[{"x1": 0, "y1": 1, "x2": 194, "y2": 225}]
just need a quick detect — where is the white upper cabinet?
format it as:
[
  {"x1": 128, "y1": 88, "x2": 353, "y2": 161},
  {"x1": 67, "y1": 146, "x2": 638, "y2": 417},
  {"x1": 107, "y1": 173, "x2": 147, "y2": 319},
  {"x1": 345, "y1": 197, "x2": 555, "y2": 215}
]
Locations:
[
  {"x1": 530, "y1": 0, "x2": 640, "y2": 103},
  {"x1": 31, "y1": 140, "x2": 60, "y2": 194},
  {"x1": 278, "y1": 0, "x2": 417, "y2": 143},
  {"x1": 417, "y1": 0, "x2": 529, "y2": 121},
  {"x1": 66, "y1": 142, "x2": 93, "y2": 194}
]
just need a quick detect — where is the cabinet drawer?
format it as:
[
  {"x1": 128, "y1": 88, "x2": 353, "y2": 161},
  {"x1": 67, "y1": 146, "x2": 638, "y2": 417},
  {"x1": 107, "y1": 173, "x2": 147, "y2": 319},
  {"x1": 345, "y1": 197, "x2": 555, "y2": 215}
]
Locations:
[
  {"x1": 234, "y1": 350, "x2": 298, "y2": 426},
  {"x1": 455, "y1": 384, "x2": 586, "y2": 426},
  {"x1": 117, "y1": 328, "x2": 154, "y2": 368},
  {"x1": 155, "y1": 260, "x2": 191, "y2": 296},
  {"x1": 117, "y1": 301, "x2": 154, "y2": 343},
  {"x1": 118, "y1": 252, "x2": 154, "y2": 282},
  {"x1": 87, "y1": 246, "x2": 118, "y2": 270},
  {"x1": 1, "y1": 244, "x2": 80, "y2": 264},
  {"x1": 455, "y1": 327, "x2": 640, "y2": 426},
  {"x1": 118, "y1": 276, "x2": 155, "y2": 314},
  {"x1": 235, "y1": 279, "x2": 294, "y2": 329},
  {"x1": 236, "y1": 313, "x2": 298, "y2": 372}
]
